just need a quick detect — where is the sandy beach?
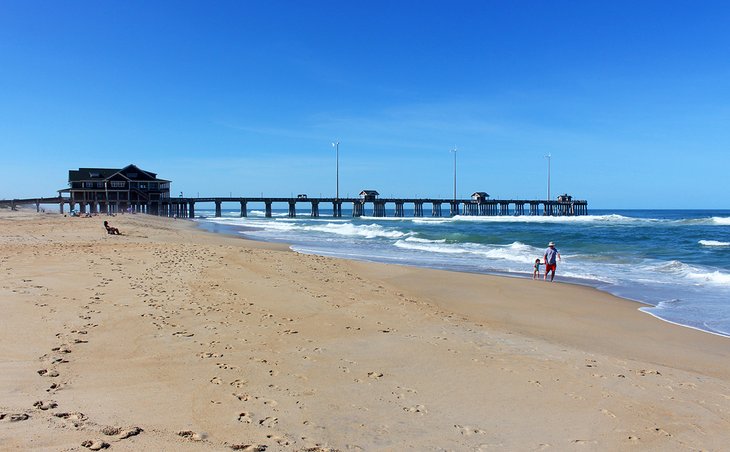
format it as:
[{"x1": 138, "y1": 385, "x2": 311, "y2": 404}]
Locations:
[{"x1": 2, "y1": 209, "x2": 729, "y2": 451}]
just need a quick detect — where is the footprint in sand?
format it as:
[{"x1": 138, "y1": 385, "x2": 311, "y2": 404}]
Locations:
[
  {"x1": 601, "y1": 409, "x2": 617, "y2": 418},
  {"x1": 172, "y1": 331, "x2": 194, "y2": 337},
  {"x1": 404, "y1": 404, "x2": 427, "y2": 414},
  {"x1": 237, "y1": 412, "x2": 253, "y2": 424},
  {"x1": 81, "y1": 440, "x2": 110, "y2": 450},
  {"x1": 177, "y1": 430, "x2": 205, "y2": 441},
  {"x1": 1, "y1": 413, "x2": 30, "y2": 422},
  {"x1": 255, "y1": 396, "x2": 278, "y2": 407},
  {"x1": 233, "y1": 393, "x2": 251, "y2": 402},
  {"x1": 55, "y1": 411, "x2": 88, "y2": 423},
  {"x1": 230, "y1": 444, "x2": 267, "y2": 451},
  {"x1": 257, "y1": 416, "x2": 278, "y2": 428},
  {"x1": 210, "y1": 377, "x2": 223, "y2": 385},
  {"x1": 37, "y1": 368, "x2": 60, "y2": 378},
  {"x1": 230, "y1": 379, "x2": 248, "y2": 388},
  {"x1": 367, "y1": 372, "x2": 384, "y2": 380},
  {"x1": 47, "y1": 382, "x2": 64, "y2": 393},
  {"x1": 101, "y1": 425, "x2": 143, "y2": 439},
  {"x1": 33, "y1": 400, "x2": 58, "y2": 410},
  {"x1": 454, "y1": 424, "x2": 487, "y2": 435}
]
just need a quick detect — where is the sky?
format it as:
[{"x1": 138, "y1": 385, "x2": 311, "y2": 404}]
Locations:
[{"x1": 1, "y1": 1, "x2": 729, "y2": 209}]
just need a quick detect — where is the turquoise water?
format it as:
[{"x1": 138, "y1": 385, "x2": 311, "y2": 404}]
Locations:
[{"x1": 196, "y1": 209, "x2": 730, "y2": 337}]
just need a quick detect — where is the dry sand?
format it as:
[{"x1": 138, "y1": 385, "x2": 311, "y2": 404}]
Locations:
[{"x1": 1, "y1": 209, "x2": 729, "y2": 451}]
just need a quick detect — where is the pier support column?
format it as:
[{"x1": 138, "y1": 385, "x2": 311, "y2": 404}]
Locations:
[
  {"x1": 288, "y1": 201, "x2": 296, "y2": 218},
  {"x1": 352, "y1": 202, "x2": 363, "y2": 217},
  {"x1": 215, "y1": 201, "x2": 222, "y2": 217},
  {"x1": 332, "y1": 201, "x2": 342, "y2": 217},
  {"x1": 265, "y1": 202, "x2": 272, "y2": 218},
  {"x1": 449, "y1": 201, "x2": 460, "y2": 217},
  {"x1": 373, "y1": 201, "x2": 386, "y2": 217},
  {"x1": 414, "y1": 201, "x2": 424, "y2": 217},
  {"x1": 432, "y1": 202, "x2": 442, "y2": 217},
  {"x1": 189, "y1": 201, "x2": 195, "y2": 218},
  {"x1": 311, "y1": 201, "x2": 319, "y2": 217},
  {"x1": 499, "y1": 202, "x2": 509, "y2": 216},
  {"x1": 394, "y1": 202, "x2": 404, "y2": 217},
  {"x1": 239, "y1": 201, "x2": 247, "y2": 217}
]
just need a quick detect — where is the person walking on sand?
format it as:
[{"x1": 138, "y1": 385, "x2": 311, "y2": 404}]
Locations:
[
  {"x1": 543, "y1": 241, "x2": 561, "y2": 282},
  {"x1": 533, "y1": 258, "x2": 542, "y2": 280}
]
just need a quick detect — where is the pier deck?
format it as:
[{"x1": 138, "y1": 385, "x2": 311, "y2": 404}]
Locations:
[{"x1": 2, "y1": 196, "x2": 587, "y2": 218}]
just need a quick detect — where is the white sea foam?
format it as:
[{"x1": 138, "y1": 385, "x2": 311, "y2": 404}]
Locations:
[
  {"x1": 699, "y1": 240, "x2": 730, "y2": 247},
  {"x1": 687, "y1": 270, "x2": 730, "y2": 285},
  {"x1": 394, "y1": 240, "x2": 538, "y2": 264},
  {"x1": 712, "y1": 217, "x2": 730, "y2": 225},
  {"x1": 300, "y1": 222, "x2": 410, "y2": 239},
  {"x1": 404, "y1": 237, "x2": 446, "y2": 244}
]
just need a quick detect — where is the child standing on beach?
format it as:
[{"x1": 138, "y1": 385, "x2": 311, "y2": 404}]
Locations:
[{"x1": 533, "y1": 258, "x2": 542, "y2": 280}]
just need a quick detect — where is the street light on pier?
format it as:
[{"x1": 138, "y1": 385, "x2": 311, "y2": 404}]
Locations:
[
  {"x1": 450, "y1": 147, "x2": 458, "y2": 201},
  {"x1": 544, "y1": 153, "x2": 552, "y2": 201},
  {"x1": 332, "y1": 141, "x2": 340, "y2": 200}
]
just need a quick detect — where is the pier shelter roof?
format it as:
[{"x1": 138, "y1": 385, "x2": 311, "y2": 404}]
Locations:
[{"x1": 359, "y1": 190, "x2": 380, "y2": 200}]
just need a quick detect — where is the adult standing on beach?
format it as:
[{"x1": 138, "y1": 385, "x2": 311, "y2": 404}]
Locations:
[{"x1": 544, "y1": 241, "x2": 561, "y2": 282}]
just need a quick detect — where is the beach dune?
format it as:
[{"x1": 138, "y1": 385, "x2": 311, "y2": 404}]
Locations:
[{"x1": 2, "y1": 210, "x2": 729, "y2": 451}]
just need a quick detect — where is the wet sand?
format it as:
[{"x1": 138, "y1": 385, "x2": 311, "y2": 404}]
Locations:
[{"x1": 2, "y1": 209, "x2": 729, "y2": 451}]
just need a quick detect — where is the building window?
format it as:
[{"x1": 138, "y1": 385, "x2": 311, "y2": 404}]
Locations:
[{"x1": 110, "y1": 181, "x2": 126, "y2": 188}]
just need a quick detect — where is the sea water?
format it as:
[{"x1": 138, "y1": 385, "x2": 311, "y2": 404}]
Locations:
[{"x1": 195, "y1": 208, "x2": 730, "y2": 337}]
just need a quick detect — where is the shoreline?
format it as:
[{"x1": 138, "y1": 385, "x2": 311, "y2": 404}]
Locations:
[
  {"x1": 198, "y1": 217, "x2": 730, "y2": 339},
  {"x1": 3, "y1": 210, "x2": 730, "y2": 450}
]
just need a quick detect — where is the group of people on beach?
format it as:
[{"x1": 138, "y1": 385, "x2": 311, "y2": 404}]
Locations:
[{"x1": 533, "y1": 241, "x2": 561, "y2": 282}]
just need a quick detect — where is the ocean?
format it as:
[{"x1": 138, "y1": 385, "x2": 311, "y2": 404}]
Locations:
[{"x1": 195, "y1": 208, "x2": 730, "y2": 337}]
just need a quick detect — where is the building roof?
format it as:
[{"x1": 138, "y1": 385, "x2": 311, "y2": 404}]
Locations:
[{"x1": 68, "y1": 164, "x2": 169, "y2": 183}]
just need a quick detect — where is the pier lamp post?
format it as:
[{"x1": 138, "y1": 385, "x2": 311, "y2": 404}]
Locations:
[
  {"x1": 332, "y1": 141, "x2": 340, "y2": 200},
  {"x1": 545, "y1": 153, "x2": 552, "y2": 201},
  {"x1": 450, "y1": 147, "x2": 457, "y2": 201}
]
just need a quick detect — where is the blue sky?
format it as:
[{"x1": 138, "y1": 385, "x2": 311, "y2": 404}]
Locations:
[{"x1": 1, "y1": 1, "x2": 729, "y2": 208}]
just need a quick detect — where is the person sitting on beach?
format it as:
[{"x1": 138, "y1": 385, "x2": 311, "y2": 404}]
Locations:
[
  {"x1": 103, "y1": 220, "x2": 121, "y2": 235},
  {"x1": 533, "y1": 258, "x2": 542, "y2": 280},
  {"x1": 543, "y1": 241, "x2": 561, "y2": 282}
]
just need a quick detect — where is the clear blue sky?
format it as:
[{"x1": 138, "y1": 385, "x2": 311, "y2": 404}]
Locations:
[{"x1": 1, "y1": 1, "x2": 729, "y2": 208}]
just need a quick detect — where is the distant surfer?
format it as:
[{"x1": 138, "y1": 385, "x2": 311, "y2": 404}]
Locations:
[{"x1": 544, "y1": 241, "x2": 561, "y2": 282}]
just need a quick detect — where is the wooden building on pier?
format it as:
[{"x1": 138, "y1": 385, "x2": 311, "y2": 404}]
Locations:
[{"x1": 59, "y1": 164, "x2": 170, "y2": 214}]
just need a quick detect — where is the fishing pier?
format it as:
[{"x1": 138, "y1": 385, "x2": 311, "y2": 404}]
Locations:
[
  {"x1": 1, "y1": 193, "x2": 588, "y2": 218},
  {"x1": 2, "y1": 165, "x2": 589, "y2": 218}
]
